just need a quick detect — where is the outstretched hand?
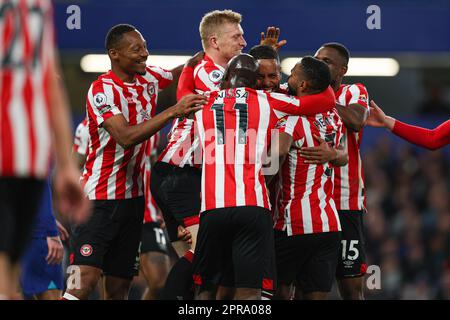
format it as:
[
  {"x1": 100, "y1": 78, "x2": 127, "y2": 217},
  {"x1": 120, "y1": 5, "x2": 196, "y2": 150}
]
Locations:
[
  {"x1": 366, "y1": 100, "x2": 388, "y2": 128},
  {"x1": 260, "y1": 26, "x2": 287, "y2": 51},
  {"x1": 172, "y1": 94, "x2": 207, "y2": 118}
]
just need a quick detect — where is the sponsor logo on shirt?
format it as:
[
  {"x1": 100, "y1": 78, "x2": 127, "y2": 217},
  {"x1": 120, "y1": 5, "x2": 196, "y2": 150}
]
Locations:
[
  {"x1": 94, "y1": 93, "x2": 107, "y2": 107},
  {"x1": 208, "y1": 70, "x2": 224, "y2": 83},
  {"x1": 93, "y1": 93, "x2": 112, "y2": 115}
]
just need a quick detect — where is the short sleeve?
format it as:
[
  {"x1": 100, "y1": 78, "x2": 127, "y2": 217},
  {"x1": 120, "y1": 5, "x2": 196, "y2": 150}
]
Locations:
[
  {"x1": 276, "y1": 116, "x2": 303, "y2": 141},
  {"x1": 87, "y1": 81, "x2": 122, "y2": 126},
  {"x1": 194, "y1": 64, "x2": 223, "y2": 93},
  {"x1": 347, "y1": 83, "x2": 369, "y2": 109},
  {"x1": 146, "y1": 66, "x2": 173, "y2": 90}
]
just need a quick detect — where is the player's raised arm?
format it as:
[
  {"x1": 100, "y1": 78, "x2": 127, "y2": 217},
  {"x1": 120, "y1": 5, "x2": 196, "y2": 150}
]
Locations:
[
  {"x1": 260, "y1": 26, "x2": 287, "y2": 51},
  {"x1": 368, "y1": 100, "x2": 450, "y2": 150},
  {"x1": 269, "y1": 57, "x2": 336, "y2": 117}
]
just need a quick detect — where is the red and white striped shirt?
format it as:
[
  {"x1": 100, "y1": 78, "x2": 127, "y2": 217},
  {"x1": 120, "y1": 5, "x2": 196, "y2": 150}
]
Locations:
[
  {"x1": 73, "y1": 118, "x2": 89, "y2": 156},
  {"x1": 1, "y1": 0, "x2": 54, "y2": 179},
  {"x1": 82, "y1": 66, "x2": 172, "y2": 200},
  {"x1": 143, "y1": 132, "x2": 162, "y2": 224},
  {"x1": 158, "y1": 54, "x2": 224, "y2": 168},
  {"x1": 195, "y1": 86, "x2": 336, "y2": 213},
  {"x1": 273, "y1": 110, "x2": 344, "y2": 235},
  {"x1": 333, "y1": 83, "x2": 369, "y2": 211}
]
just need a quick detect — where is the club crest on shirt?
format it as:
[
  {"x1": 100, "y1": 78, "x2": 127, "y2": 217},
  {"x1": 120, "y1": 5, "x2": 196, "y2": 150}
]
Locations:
[
  {"x1": 208, "y1": 69, "x2": 224, "y2": 83},
  {"x1": 147, "y1": 83, "x2": 156, "y2": 96},
  {"x1": 80, "y1": 244, "x2": 93, "y2": 257},
  {"x1": 359, "y1": 94, "x2": 368, "y2": 103}
]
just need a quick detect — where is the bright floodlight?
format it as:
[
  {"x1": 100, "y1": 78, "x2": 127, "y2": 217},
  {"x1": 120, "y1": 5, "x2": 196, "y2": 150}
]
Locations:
[
  {"x1": 80, "y1": 54, "x2": 191, "y2": 73},
  {"x1": 281, "y1": 57, "x2": 400, "y2": 77}
]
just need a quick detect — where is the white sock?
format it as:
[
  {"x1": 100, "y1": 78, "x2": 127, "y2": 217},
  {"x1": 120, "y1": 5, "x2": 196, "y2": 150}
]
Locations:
[{"x1": 62, "y1": 292, "x2": 79, "y2": 300}]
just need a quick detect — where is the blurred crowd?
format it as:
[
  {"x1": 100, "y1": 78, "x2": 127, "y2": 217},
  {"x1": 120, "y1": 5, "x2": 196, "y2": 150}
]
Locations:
[{"x1": 361, "y1": 129, "x2": 450, "y2": 299}]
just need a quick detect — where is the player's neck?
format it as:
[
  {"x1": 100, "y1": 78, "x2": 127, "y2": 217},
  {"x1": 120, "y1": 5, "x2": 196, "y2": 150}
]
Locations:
[
  {"x1": 332, "y1": 79, "x2": 342, "y2": 92},
  {"x1": 205, "y1": 49, "x2": 229, "y2": 68},
  {"x1": 111, "y1": 66, "x2": 136, "y2": 84}
]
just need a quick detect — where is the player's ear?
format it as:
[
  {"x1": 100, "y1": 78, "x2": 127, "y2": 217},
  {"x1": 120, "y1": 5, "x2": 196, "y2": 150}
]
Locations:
[
  {"x1": 108, "y1": 48, "x2": 119, "y2": 61},
  {"x1": 209, "y1": 34, "x2": 220, "y2": 49},
  {"x1": 340, "y1": 65, "x2": 348, "y2": 77},
  {"x1": 298, "y1": 80, "x2": 308, "y2": 93}
]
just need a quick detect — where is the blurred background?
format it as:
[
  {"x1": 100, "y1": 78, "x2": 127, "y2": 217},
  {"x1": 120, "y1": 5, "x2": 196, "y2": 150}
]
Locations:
[{"x1": 54, "y1": 0, "x2": 450, "y2": 299}]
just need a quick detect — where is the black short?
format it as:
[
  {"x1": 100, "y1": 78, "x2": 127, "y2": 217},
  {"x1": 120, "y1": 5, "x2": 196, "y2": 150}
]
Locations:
[
  {"x1": 274, "y1": 230, "x2": 341, "y2": 293},
  {"x1": 336, "y1": 210, "x2": 367, "y2": 279},
  {"x1": 70, "y1": 197, "x2": 144, "y2": 279},
  {"x1": 140, "y1": 222, "x2": 169, "y2": 255},
  {"x1": 150, "y1": 161, "x2": 201, "y2": 242},
  {"x1": 0, "y1": 178, "x2": 44, "y2": 263},
  {"x1": 193, "y1": 206, "x2": 276, "y2": 291}
]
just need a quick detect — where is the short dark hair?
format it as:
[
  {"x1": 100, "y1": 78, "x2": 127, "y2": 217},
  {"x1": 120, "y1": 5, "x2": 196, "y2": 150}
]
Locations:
[
  {"x1": 105, "y1": 24, "x2": 136, "y2": 51},
  {"x1": 299, "y1": 56, "x2": 331, "y2": 92},
  {"x1": 221, "y1": 53, "x2": 258, "y2": 89},
  {"x1": 322, "y1": 42, "x2": 350, "y2": 64},
  {"x1": 248, "y1": 45, "x2": 280, "y2": 63}
]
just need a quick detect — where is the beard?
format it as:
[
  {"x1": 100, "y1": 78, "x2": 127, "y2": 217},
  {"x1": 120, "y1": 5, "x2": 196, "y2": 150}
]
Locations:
[
  {"x1": 330, "y1": 78, "x2": 337, "y2": 88},
  {"x1": 136, "y1": 66, "x2": 147, "y2": 76}
]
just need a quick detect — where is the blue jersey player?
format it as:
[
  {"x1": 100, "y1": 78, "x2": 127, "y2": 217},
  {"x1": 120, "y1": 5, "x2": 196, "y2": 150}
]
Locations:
[{"x1": 20, "y1": 180, "x2": 66, "y2": 300}]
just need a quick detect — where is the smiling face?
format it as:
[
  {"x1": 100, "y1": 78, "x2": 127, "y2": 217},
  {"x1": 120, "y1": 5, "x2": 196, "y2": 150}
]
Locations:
[
  {"x1": 255, "y1": 58, "x2": 281, "y2": 92},
  {"x1": 109, "y1": 30, "x2": 149, "y2": 76}
]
